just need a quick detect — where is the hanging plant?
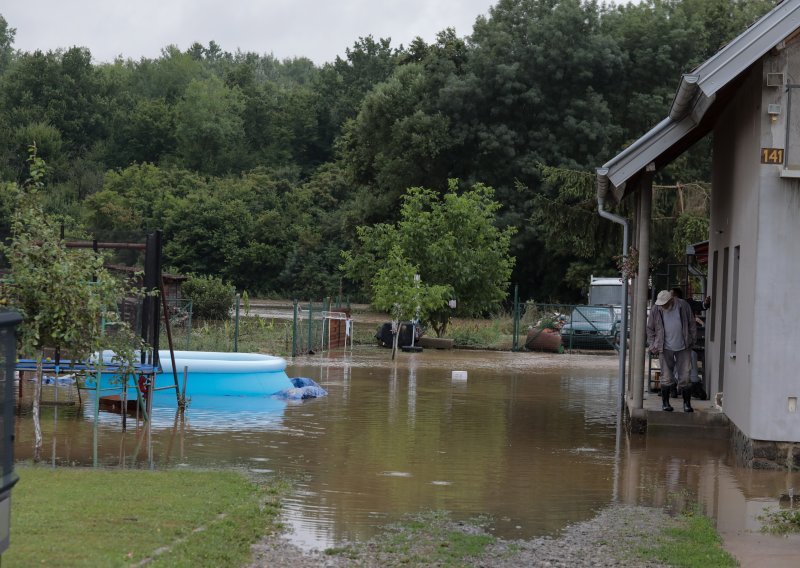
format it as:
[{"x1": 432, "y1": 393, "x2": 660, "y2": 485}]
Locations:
[{"x1": 615, "y1": 247, "x2": 639, "y2": 279}]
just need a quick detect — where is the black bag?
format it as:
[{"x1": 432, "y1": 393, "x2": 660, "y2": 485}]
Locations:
[
  {"x1": 375, "y1": 323, "x2": 393, "y2": 348},
  {"x1": 375, "y1": 322, "x2": 414, "y2": 348},
  {"x1": 691, "y1": 380, "x2": 708, "y2": 400}
]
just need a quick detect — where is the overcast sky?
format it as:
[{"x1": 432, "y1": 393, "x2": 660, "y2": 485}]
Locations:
[{"x1": 1, "y1": 1, "x2": 506, "y2": 65}]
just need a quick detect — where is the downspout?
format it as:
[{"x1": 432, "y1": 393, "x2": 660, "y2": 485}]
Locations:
[{"x1": 596, "y1": 169, "x2": 629, "y2": 414}]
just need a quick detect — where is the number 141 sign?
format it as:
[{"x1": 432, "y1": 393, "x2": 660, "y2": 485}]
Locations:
[{"x1": 761, "y1": 148, "x2": 785, "y2": 164}]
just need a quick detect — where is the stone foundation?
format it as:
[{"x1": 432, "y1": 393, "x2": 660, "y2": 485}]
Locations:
[{"x1": 731, "y1": 423, "x2": 800, "y2": 470}]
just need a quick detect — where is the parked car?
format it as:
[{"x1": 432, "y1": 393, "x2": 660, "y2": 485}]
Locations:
[{"x1": 560, "y1": 306, "x2": 619, "y2": 350}]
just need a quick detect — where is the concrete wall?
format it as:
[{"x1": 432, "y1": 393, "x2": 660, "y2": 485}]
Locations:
[
  {"x1": 752, "y1": 43, "x2": 800, "y2": 441},
  {"x1": 710, "y1": 46, "x2": 800, "y2": 443},
  {"x1": 710, "y1": 64, "x2": 760, "y2": 439}
]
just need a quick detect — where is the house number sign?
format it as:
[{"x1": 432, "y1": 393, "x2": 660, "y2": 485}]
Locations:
[{"x1": 761, "y1": 148, "x2": 785, "y2": 164}]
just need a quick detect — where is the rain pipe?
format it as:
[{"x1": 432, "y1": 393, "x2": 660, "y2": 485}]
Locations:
[{"x1": 596, "y1": 169, "x2": 629, "y2": 413}]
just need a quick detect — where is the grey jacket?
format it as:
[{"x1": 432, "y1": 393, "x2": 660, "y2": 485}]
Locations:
[{"x1": 646, "y1": 298, "x2": 697, "y2": 353}]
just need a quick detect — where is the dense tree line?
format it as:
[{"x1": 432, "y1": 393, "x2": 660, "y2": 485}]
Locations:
[{"x1": 0, "y1": 0, "x2": 776, "y2": 304}]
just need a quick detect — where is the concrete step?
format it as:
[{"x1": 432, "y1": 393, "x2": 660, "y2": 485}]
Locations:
[{"x1": 628, "y1": 393, "x2": 731, "y2": 438}]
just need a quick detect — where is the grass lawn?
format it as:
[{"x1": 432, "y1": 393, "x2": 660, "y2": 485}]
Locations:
[
  {"x1": 637, "y1": 510, "x2": 739, "y2": 567},
  {"x1": 6, "y1": 466, "x2": 284, "y2": 567}
]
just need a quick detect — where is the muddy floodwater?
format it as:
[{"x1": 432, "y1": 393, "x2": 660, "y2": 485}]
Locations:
[{"x1": 13, "y1": 348, "x2": 800, "y2": 550}]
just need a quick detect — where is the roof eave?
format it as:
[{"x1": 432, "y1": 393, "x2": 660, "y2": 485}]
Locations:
[{"x1": 596, "y1": 0, "x2": 800, "y2": 202}]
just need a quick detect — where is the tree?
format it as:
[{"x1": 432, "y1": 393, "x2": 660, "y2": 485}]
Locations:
[
  {"x1": 314, "y1": 36, "x2": 401, "y2": 157},
  {"x1": 1, "y1": 47, "x2": 111, "y2": 155},
  {"x1": 371, "y1": 245, "x2": 451, "y2": 356},
  {"x1": 343, "y1": 181, "x2": 516, "y2": 336},
  {"x1": 1, "y1": 148, "x2": 143, "y2": 460},
  {"x1": 173, "y1": 76, "x2": 246, "y2": 174},
  {"x1": 0, "y1": 14, "x2": 15, "y2": 74},
  {"x1": 181, "y1": 274, "x2": 235, "y2": 320},
  {"x1": 672, "y1": 211, "x2": 708, "y2": 260},
  {"x1": 529, "y1": 164, "x2": 625, "y2": 295}
]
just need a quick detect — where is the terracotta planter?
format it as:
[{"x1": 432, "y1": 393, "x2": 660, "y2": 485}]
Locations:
[{"x1": 525, "y1": 328, "x2": 562, "y2": 352}]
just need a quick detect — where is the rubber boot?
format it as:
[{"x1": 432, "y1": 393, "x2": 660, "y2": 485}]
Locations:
[
  {"x1": 661, "y1": 386, "x2": 674, "y2": 412},
  {"x1": 683, "y1": 389, "x2": 694, "y2": 413}
]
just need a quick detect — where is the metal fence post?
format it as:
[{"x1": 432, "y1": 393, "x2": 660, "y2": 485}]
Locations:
[
  {"x1": 186, "y1": 300, "x2": 193, "y2": 350},
  {"x1": 322, "y1": 297, "x2": 330, "y2": 353},
  {"x1": 512, "y1": 284, "x2": 520, "y2": 352},
  {"x1": 307, "y1": 301, "x2": 314, "y2": 354},
  {"x1": 292, "y1": 299, "x2": 299, "y2": 357},
  {"x1": 234, "y1": 293, "x2": 241, "y2": 352}
]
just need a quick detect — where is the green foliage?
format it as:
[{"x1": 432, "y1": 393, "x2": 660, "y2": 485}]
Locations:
[
  {"x1": 181, "y1": 274, "x2": 235, "y2": 320},
  {"x1": 1, "y1": 47, "x2": 110, "y2": 160},
  {"x1": 533, "y1": 165, "x2": 623, "y2": 259},
  {"x1": 344, "y1": 181, "x2": 515, "y2": 336},
  {"x1": 0, "y1": 14, "x2": 14, "y2": 73},
  {"x1": 0, "y1": 2, "x2": 778, "y2": 301},
  {"x1": 185, "y1": 316, "x2": 292, "y2": 355},
  {"x1": 758, "y1": 506, "x2": 800, "y2": 535},
  {"x1": 173, "y1": 76, "x2": 246, "y2": 174},
  {"x1": 448, "y1": 320, "x2": 504, "y2": 348},
  {"x1": 1, "y1": 148, "x2": 142, "y2": 364},
  {"x1": 371, "y1": 245, "x2": 451, "y2": 323},
  {"x1": 672, "y1": 211, "x2": 709, "y2": 259}
]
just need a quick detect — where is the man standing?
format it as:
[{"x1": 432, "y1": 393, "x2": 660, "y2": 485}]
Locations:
[{"x1": 647, "y1": 290, "x2": 697, "y2": 412}]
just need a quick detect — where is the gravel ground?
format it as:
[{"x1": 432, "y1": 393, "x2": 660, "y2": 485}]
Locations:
[{"x1": 248, "y1": 504, "x2": 676, "y2": 567}]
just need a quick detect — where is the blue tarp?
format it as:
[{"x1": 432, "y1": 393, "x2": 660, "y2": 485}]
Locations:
[{"x1": 274, "y1": 377, "x2": 328, "y2": 400}]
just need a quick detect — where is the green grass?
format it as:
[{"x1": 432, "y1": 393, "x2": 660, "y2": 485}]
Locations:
[
  {"x1": 175, "y1": 316, "x2": 294, "y2": 356},
  {"x1": 636, "y1": 510, "x2": 738, "y2": 567},
  {"x1": 325, "y1": 511, "x2": 496, "y2": 567},
  {"x1": 449, "y1": 319, "x2": 505, "y2": 348},
  {"x1": 175, "y1": 315, "x2": 377, "y2": 355},
  {"x1": 7, "y1": 466, "x2": 286, "y2": 567}
]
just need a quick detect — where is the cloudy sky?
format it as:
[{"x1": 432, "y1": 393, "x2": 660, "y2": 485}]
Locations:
[{"x1": 2, "y1": 0, "x2": 503, "y2": 65}]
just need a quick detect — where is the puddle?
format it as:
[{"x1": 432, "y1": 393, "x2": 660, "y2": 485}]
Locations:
[{"x1": 13, "y1": 348, "x2": 800, "y2": 551}]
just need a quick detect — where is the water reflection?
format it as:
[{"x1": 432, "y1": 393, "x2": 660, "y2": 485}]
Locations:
[{"x1": 13, "y1": 349, "x2": 800, "y2": 551}]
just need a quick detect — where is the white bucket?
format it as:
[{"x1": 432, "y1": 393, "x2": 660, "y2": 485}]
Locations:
[{"x1": 451, "y1": 370, "x2": 468, "y2": 380}]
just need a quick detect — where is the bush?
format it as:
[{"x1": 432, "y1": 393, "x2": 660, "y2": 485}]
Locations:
[
  {"x1": 182, "y1": 275, "x2": 235, "y2": 320},
  {"x1": 449, "y1": 320, "x2": 503, "y2": 347}
]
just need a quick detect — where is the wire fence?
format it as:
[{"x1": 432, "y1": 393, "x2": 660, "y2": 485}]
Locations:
[
  {"x1": 164, "y1": 297, "x2": 367, "y2": 357},
  {"x1": 132, "y1": 293, "x2": 625, "y2": 357},
  {"x1": 516, "y1": 302, "x2": 621, "y2": 353}
]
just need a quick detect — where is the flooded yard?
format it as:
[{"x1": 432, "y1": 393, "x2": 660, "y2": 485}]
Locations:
[{"x1": 13, "y1": 348, "x2": 800, "y2": 551}]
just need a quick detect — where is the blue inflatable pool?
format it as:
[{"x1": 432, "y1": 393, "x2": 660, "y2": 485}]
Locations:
[{"x1": 92, "y1": 350, "x2": 293, "y2": 398}]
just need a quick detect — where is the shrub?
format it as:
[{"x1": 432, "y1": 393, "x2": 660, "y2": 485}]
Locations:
[
  {"x1": 182, "y1": 275, "x2": 235, "y2": 320},
  {"x1": 449, "y1": 320, "x2": 503, "y2": 347}
]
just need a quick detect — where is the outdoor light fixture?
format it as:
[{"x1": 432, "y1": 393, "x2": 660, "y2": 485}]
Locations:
[
  {"x1": 0, "y1": 311, "x2": 21, "y2": 556},
  {"x1": 768, "y1": 103, "x2": 782, "y2": 122}
]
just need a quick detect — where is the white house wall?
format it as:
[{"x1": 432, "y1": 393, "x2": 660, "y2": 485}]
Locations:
[
  {"x1": 710, "y1": 64, "x2": 760, "y2": 439},
  {"x1": 711, "y1": 50, "x2": 800, "y2": 444},
  {"x1": 752, "y1": 44, "x2": 800, "y2": 441}
]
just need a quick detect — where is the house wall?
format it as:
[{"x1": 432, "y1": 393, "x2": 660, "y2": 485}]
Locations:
[
  {"x1": 752, "y1": 43, "x2": 800, "y2": 442},
  {"x1": 710, "y1": 64, "x2": 761, "y2": 439},
  {"x1": 711, "y1": 47, "x2": 800, "y2": 445}
]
